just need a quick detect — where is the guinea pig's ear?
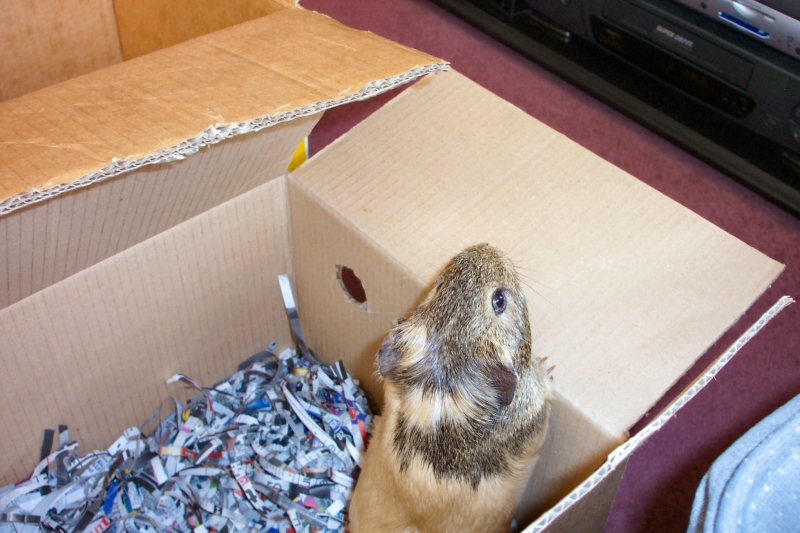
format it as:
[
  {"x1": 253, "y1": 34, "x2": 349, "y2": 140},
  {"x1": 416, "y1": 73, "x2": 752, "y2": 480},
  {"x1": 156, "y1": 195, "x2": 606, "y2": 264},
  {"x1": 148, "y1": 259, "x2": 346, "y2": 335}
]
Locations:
[
  {"x1": 378, "y1": 331, "x2": 402, "y2": 382},
  {"x1": 487, "y1": 363, "x2": 518, "y2": 407}
]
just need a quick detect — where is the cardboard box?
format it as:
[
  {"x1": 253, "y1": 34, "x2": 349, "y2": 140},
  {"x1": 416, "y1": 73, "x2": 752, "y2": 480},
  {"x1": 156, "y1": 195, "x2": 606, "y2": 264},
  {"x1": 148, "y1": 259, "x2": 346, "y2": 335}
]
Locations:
[
  {"x1": 1, "y1": 0, "x2": 297, "y2": 102},
  {"x1": 0, "y1": 2, "x2": 786, "y2": 532}
]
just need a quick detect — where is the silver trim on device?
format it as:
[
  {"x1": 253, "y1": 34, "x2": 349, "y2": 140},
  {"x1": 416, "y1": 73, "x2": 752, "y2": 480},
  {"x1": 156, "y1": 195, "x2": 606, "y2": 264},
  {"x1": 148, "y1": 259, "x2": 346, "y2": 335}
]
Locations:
[{"x1": 674, "y1": 0, "x2": 800, "y2": 59}]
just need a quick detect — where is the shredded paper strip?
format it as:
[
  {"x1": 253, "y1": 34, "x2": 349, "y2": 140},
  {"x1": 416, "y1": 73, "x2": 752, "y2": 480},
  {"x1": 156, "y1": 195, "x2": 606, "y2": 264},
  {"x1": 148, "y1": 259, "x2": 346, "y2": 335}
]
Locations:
[{"x1": 0, "y1": 344, "x2": 373, "y2": 533}]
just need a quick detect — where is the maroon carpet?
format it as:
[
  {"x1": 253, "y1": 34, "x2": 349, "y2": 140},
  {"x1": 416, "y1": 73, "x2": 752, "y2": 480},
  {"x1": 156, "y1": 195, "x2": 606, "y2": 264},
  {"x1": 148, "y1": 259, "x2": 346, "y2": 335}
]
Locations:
[{"x1": 301, "y1": 1, "x2": 800, "y2": 531}]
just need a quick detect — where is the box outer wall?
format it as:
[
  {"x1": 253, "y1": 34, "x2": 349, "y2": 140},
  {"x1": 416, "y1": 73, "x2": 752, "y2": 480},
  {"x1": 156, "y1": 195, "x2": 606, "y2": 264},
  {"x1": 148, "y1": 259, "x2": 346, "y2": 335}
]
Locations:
[{"x1": 286, "y1": 70, "x2": 783, "y2": 527}]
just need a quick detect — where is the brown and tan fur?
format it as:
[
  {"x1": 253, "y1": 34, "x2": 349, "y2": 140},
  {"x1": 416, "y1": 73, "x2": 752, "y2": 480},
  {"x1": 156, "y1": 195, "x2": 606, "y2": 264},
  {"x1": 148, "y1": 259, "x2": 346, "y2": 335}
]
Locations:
[{"x1": 350, "y1": 244, "x2": 551, "y2": 533}]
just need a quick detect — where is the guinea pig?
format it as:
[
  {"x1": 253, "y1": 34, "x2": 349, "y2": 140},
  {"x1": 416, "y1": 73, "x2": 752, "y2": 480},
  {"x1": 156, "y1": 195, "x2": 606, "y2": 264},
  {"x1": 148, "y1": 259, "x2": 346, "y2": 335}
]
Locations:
[{"x1": 349, "y1": 243, "x2": 551, "y2": 533}]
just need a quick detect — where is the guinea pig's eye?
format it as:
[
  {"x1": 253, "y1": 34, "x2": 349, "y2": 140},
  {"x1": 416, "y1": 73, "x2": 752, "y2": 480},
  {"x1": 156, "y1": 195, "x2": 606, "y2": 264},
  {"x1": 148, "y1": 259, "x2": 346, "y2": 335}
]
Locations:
[{"x1": 491, "y1": 288, "x2": 506, "y2": 315}]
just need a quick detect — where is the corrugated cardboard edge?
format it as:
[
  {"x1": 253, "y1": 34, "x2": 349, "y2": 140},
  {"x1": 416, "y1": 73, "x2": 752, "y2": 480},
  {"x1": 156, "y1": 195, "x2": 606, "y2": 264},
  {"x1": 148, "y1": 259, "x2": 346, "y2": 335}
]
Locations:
[
  {"x1": 0, "y1": 64, "x2": 448, "y2": 217},
  {"x1": 522, "y1": 295, "x2": 795, "y2": 533}
]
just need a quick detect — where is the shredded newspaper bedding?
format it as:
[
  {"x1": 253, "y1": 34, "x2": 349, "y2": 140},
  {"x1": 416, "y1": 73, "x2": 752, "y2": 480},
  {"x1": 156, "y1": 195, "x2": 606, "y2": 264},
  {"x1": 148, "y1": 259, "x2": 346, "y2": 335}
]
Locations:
[{"x1": 0, "y1": 277, "x2": 373, "y2": 533}]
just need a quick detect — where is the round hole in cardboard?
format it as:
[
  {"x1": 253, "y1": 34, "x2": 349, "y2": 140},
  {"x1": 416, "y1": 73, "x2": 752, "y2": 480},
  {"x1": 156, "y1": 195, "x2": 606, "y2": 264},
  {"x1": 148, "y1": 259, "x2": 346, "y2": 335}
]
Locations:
[{"x1": 336, "y1": 265, "x2": 368, "y2": 311}]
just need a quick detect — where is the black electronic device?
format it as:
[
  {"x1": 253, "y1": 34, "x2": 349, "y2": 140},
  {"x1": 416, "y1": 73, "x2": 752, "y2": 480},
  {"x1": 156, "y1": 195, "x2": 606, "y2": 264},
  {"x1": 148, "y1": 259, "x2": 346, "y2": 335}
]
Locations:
[{"x1": 431, "y1": 0, "x2": 800, "y2": 216}]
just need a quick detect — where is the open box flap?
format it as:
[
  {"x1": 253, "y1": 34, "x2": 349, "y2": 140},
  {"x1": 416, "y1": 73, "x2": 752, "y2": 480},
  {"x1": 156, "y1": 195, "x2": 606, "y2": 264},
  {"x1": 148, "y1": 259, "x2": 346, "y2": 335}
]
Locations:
[
  {"x1": 0, "y1": 6, "x2": 447, "y2": 310},
  {"x1": 0, "y1": 6, "x2": 447, "y2": 214},
  {"x1": 290, "y1": 69, "x2": 784, "y2": 512}
]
